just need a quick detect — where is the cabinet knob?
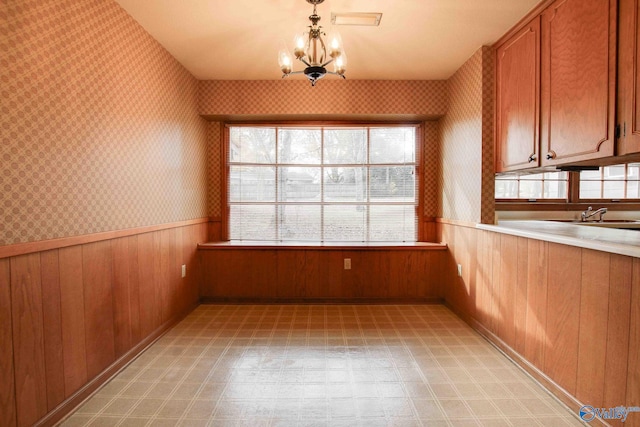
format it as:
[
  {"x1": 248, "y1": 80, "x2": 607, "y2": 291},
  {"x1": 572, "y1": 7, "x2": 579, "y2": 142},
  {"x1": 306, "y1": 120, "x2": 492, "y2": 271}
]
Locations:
[
  {"x1": 528, "y1": 153, "x2": 537, "y2": 163},
  {"x1": 546, "y1": 151, "x2": 556, "y2": 160}
]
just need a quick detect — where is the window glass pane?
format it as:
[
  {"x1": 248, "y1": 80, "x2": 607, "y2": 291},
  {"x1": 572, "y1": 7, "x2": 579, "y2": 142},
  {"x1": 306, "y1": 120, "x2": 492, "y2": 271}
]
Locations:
[
  {"x1": 370, "y1": 128, "x2": 415, "y2": 164},
  {"x1": 278, "y1": 129, "x2": 321, "y2": 164},
  {"x1": 603, "y1": 180, "x2": 625, "y2": 199},
  {"x1": 370, "y1": 166, "x2": 415, "y2": 201},
  {"x1": 229, "y1": 127, "x2": 275, "y2": 164},
  {"x1": 495, "y1": 179, "x2": 519, "y2": 198},
  {"x1": 229, "y1": 166, "x2": 275, "y2": 202},
  {"x1": 627, "y1": 180, "x2": 640, "y2": 198},
  {"x1": 324, "y1": 129, "x2": 366, "y2": 164},
  {"x1": 580, "y1": 180, "x2": 602, "y2": 199},
  {"x1": 604, "y1": 165, "x2": 625, "y2": 180},
  {"x1": 230, "y1": 205, "x2": 276, "y2": 240},
  {"x1": 627, "y1": 164, "x2": 640, "y2": 179},
  {"x1": 580, "y1": 169, "x2": 601, "y2": 180},
  {"x1": 278, "y1": 205, "x2": 321, "y2": 240},
  {"x1": 519, "y1": 180, "x2": 542, "y2": 198},
  {"x1": 323, "y1": 167, "x2": 367, "y2": 202},
  {"x1": 278, "y1": 167, "x2": 321, "y2": 202},
  {"x1": 543, "y1": 179, "x2": 567, "y2": 198},
  {"x1": 369, "y1": 205, "x2": 415, "y2": 241},
  {"x1": 323, "y1": 205, "x2": 366, "y2": 241}
]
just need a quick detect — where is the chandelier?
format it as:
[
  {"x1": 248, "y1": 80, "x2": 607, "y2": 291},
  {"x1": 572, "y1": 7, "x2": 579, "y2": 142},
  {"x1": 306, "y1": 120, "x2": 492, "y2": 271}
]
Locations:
[{"x1": 278, "y1": 0, "x2": 346, "y2": 86}]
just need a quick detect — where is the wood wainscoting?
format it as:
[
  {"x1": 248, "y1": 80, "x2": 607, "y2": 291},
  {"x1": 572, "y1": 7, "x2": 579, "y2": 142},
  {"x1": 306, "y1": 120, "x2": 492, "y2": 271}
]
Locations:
[
  {"x1": 0, "y1": 220, "x2": 208, "y2": 427},
  {"x1": 198, "y1": 244, "x2": 448, "y2": 303},
  {"x1": 438, "y1": 222, "x2": 640, "y2": 427}
]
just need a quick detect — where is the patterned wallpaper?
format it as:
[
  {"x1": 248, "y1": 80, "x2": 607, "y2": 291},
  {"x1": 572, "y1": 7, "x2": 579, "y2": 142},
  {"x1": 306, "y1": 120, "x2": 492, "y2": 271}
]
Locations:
[
  {"x1": 199, "y1": 80, "x2": 449, "y2": 117},
  {"x1": 207, "y1": 122, "x2": 222, "y2": 219},
  {"x1": 423, "y1": 121, "x2": 441, "y2": 218},
  {"x1": 439, "y1": 47, "x2": 496, "y2": 224},
  {"x1": 0, "y1": 0, "x2": 209, "y2": 245}
]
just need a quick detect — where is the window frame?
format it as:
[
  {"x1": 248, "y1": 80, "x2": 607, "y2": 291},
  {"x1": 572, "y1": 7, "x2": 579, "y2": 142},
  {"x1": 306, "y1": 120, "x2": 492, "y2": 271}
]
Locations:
[
  {"x1": 221, "y1": 122, "x2": 425, "y2": 242},
  {"x1": 496, "y1": 167, "x2": 640, "y2": 211}
]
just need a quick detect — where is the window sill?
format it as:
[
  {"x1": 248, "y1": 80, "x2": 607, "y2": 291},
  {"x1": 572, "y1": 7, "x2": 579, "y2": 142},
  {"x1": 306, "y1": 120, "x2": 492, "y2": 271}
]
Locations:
[{"x1": 198, "y1": 241, "x2": 447, "y2": 251}]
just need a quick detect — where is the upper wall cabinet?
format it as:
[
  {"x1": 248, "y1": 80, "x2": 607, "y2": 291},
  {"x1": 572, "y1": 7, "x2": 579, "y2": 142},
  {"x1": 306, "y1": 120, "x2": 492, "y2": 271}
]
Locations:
[
  {"x1": 495, "y1": 0, "x2": 617, "y2": 172},
  {"x1": 618, "y1": 0, "x2": 640, "y2": 155},
  {"x1": 496, "y1": 17, "x2": 541, "y2": 172},
  {"x1": 540, "y1": 0, "x2": 616, "y2": 166}
]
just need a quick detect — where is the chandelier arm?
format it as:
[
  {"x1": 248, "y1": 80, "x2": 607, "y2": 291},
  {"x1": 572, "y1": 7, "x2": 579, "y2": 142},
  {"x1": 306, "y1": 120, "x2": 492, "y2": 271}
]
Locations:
[
  {"x1": 299, "y1": 57, "x2": 312, "y2": 67},
  {"x1": 325, "y1": 71, "x2": 346, "y2": 79},
  {"x1": 321, "y1": 58, "x2": 334, "y2": 68}
]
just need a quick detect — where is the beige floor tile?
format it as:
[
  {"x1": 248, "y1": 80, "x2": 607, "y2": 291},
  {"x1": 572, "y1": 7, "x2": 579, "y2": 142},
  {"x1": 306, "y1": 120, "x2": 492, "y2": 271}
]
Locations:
[{"x1": 59, "y1": 304, "x2": 585, "y2": 427}]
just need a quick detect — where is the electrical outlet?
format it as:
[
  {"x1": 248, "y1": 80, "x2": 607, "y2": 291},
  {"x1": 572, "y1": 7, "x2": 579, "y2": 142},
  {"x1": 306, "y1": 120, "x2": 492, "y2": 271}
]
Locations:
[
  {"x1": 457, "y1": 264, "x2": 462, "y2": 277},
  {"x1": 181, "y1": 264, "x2": 186, "y2": 278},
  {"x1": 344, "y1": 258, "x2": 351, "y2": 270}
]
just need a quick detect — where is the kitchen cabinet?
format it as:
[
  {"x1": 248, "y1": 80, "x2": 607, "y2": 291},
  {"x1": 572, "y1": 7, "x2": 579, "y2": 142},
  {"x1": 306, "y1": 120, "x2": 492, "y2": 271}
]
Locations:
[
  {"x1": 540, "y1": 0, "x2": 616, "y2": 166},
  {"x1": 618, "y1": 0, "x2": 640, "y2": 155},
  {"x1": 495, "y1": 0, "x2": 617, "y2": 171},
  {"x1": 496, "y1": 17, "x2": 540, "y2": 171}
]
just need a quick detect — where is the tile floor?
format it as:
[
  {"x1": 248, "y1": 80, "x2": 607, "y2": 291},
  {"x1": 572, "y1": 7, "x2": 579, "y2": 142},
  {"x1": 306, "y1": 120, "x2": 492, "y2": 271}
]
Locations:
[{"x1": 60, "y1": 304, "x2": 584, "y2": 426}]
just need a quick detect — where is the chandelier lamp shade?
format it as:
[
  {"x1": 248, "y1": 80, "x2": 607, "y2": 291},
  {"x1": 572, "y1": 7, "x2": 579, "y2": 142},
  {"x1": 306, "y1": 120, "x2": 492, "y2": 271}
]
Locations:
[{"x1": 278, "y1": 0, "x2": 347, "y2": 86}]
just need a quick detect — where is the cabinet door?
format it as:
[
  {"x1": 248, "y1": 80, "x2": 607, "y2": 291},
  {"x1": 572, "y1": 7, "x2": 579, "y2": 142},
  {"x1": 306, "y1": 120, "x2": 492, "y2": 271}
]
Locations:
[
  {"x1": 540, "y1": 0, "x2": 616, "y2": 166},
  {"x1": 496, "y1": 17, "x2": 540, "y2": 172},
  {"x1": 618, "y1": 0, "x2": 640, "y2": 154}
]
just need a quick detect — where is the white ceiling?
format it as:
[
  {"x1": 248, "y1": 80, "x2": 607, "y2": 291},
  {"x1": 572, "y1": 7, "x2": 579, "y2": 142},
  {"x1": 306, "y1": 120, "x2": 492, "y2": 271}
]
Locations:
[{"x1": 114, "y1": 0, "x2": 540, "y2": 81}]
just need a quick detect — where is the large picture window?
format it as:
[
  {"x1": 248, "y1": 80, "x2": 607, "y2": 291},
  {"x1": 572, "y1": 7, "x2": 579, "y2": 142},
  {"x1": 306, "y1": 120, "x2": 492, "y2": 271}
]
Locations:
[{"x1": 227, "y1": 125, "x2": 418, "y2": 242}]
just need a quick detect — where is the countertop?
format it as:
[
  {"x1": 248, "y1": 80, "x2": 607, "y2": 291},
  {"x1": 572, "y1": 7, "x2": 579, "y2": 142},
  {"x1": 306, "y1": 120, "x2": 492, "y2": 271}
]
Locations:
[{"x1": 477, "y1": 220, "x2": 640, "y2": 258}]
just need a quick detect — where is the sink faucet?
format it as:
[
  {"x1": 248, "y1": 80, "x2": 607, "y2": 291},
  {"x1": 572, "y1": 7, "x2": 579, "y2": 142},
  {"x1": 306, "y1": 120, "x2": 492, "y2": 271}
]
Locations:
[{"x1": 581, "y1": 206, "x2": 607, "y2": 222}]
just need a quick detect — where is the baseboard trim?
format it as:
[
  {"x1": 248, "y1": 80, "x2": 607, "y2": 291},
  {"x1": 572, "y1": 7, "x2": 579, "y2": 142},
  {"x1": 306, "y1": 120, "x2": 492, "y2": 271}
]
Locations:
[
  {"x1": 445, "y1": 302, "x2": 609, "y2": 427},
  {"x1": 200, "y1": 297, "x2": 444, "y2": 305},
  {"x1": 35, "y1": 303, "x2": 198, "y2": 427}
]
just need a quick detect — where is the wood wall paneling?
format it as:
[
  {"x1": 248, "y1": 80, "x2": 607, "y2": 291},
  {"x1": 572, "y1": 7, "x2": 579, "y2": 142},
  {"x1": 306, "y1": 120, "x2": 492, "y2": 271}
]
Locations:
[
  {"x1": 82, "y1": 241, "x2": 116, "y2": 380},
  {"x1": 513, "y1": 237, "x2": 528, "y2": 355},
  {"x1": 112, "y1": 237, "x2": 134, "y2": 358},
  {"x1": 544, "y1": 243, "x2": 581, "y2": 396},
  {"x1": 576, "y1": 250, "x2": 610, "y2": 407},
  {"x1": 39, "y1": 250, "x2": 66, "y2": 410},
  {"x1": 276, "y1": 251, "x2": 306, "y2": 298},
  {"x1": 628, "y1": 258, "x2": 640, "y2": 427},
  {"x1": 603, "y1": 255, "x2": 632, "y2": 418},
  {"x1": 126, "y1": 235, "x2": 141, "y2": 349},
  {"x1": 490, "y1": 232, "x2": 502, "y2": 335},
  {"x1": 524, "y1": 239, "x2": 548, "y2": 370},
  {"x1": 10, "y1": 253, "x2": 48, "y2": 426},
  {"x1": 497, "y1": 234, "x2": 517, "y2": 348},
  {"x1": 58, "y1": 246, "x2": 88, "y2": 397},
  {"x1": 0, "y1": 258, "x2": 17, "y2": 427},
  {"x1": 0, "y1": 222, "x2": 204, "y2": 426},
  {"x1": 137, "y1": 232, "x2": 160, "y2": 337}
]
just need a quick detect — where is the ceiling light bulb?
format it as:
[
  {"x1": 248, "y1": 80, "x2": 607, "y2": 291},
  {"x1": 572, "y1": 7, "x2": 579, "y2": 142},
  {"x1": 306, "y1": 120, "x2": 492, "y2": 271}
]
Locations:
[
  {"x1": 279, "y1": 49, "x2": 293, "y2": 75},
  {"x1": 328, "y1": 31, "x2": 343, "y2": 58},
  {"x1": 294, "y1": 34, "x2": 306, "y2": 59}
]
